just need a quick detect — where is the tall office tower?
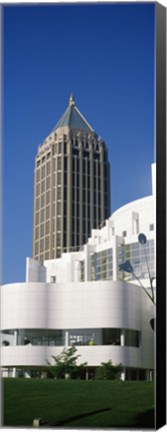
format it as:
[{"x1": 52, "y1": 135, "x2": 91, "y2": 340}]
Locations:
[{"x1": 33, "y1": 95, "x2": 111, "y2": 261}]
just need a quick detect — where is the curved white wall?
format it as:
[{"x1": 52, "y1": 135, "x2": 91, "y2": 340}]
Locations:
[
  {"x1": 110, "y1": 196, "x2": 154, "y2": 241},
  {"x1": 1, "y1": 280, "x2": 154, "y2": 371}
]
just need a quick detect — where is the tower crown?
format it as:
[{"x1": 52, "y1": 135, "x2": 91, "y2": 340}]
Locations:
[{"x1": 53, "y1": 95, "x2": 94, "y2": 132}]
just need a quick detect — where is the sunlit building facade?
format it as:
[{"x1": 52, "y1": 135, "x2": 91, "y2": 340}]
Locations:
[{"x1": 1, "y1": 165, "x2": 155, "y2": 380}]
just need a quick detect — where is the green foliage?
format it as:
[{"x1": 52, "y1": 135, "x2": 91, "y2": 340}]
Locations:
[
  {"x1": 49, "y1": 346, "x2": 87, "y2": 379},
  {"x1": 95, "y1": 360, "x2": 123, "y2": 380}
]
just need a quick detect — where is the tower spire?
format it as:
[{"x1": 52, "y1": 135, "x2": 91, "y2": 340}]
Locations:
[{"x1": 69, "y1": 94, "x2": 75, "y2": 106}]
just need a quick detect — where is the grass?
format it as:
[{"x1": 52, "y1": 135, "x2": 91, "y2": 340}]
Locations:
[{"x1": 3, "y1": 378, "x2": 155, "y2": 428}]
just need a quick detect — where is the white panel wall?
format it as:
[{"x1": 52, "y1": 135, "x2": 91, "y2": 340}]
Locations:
[
  {"x1": 1, "y1": 283, "x2": 48, "y2": 330},
  {"x1": 1, "y1": 280, "x2": 154, "y2": 370},
  {"x1": 26, "y1": 258, "x2": 46, "y2": 283},
  {"x1": 1, "y1": 346, "x2": 47, "y2": 367},
  {"x1": 111, "y1": 196, "x2": 154, "y2": 242}
]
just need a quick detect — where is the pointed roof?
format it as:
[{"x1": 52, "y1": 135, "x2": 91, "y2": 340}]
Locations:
[{"x1": 53, "y1": 95, "x2": 94, "y2": 132}]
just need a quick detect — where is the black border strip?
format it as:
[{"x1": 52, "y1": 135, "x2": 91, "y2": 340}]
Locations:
[{"x1": 156, "y1": 2, "x2": 166, "y2": 429}]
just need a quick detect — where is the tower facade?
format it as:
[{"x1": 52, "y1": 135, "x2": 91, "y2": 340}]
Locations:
[{"x1": 33, "y1": 95, "x2": 110, "y2": 261}]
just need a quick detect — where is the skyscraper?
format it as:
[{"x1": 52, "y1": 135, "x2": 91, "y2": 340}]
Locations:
[{"x1": 33, "y1": 95, "x2": 110, "y2": 261}]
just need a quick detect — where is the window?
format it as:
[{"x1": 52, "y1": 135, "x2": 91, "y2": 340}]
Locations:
[
  {"x1": 118, "y1": 240, "x2": 155, "y2": 282},
  {"x1": 64, "y1": 186, "x2": 67, "y2": 201},
  {"x1": 45, "y1": 236, "x2": 49, "y2": 250},
  {"x1": 57, "y1": 217, "x2": 61, "y2": 231},
  {"x1": 52, "y1": 203, "x2": 55, "y2": 217},
  {"x1": 46, "y1": 191, "x2": 50, "y2": 205},
  {"x1": 64, "y1": 157, "x2": 67, "y2": 172},
  {"x1": 57, "y1": 172, "x2": 61, "y2": 185},
  {"x1": 35, "y1": 212, "x2": 40, "y2": 225},
  {"x1": 40, "y1": 239, "x2": 44, "y2": 252},
  {"x1": 122, "y1": 231, "x2": 127, "y2": 237},
  {"x1": 150, "y1": 223, "x2": 154, "y2": 231},
  {"x1": 53, "y1": 173, "x2": 56, "y2": 187},
  {"x1": 12, "y1": 327, "x2": 139, "y2": 348},
  {"x1": 46, "y1": 177, "x2": 50, "y2": 190},
  {"x1": 36, "y1": 170, "x2": 40, "y2": 182},
  {"x1": 46, "y1": 206, "x2": 50, "y2": 220},
  {"x1": 94, "y1": 153, "x2": 100, "y2": 161},
  {"x1": 41, "y1": 180, "x2": 45, "y2": 193},
  {"x1": 50, "y1": 276, "x2": 56, "y2": 283},
  {"x1": 41, "y1": 166, "x2": 45, "y2": 179},
  {"x1": 73, "y1": 149, "x2": 79, "y2": 156},
  {"x1": 35, "y1": 227, "x2": 39, "y2": 240},
  {"x1": 57, "y1": 233, "x2": 61, "y2": 246},
  {"x1": 46, "y1": 162, "x2": 50, "y2": 176},
  {"x1": 57, "y1": 202, "x2": 61, "y2": 215},
  {"x1": 124, "y1": 329, "x2": 140, "y2": 348},
  {"x1": 58, "y1": 142, "x2": 62, "y2": 154},
  {"x1": 40, "y1": 224, "x2": 44, "y2": 237},
  {"x1": 52, "y1": 144, "x2": 56, "y2": 155},
  {"x1": 63, "y1": 231, "x2": 67, "y2": 247},
  {"x1": 83, "y1": 150, "x2": 89, "y2": 158},
  {"x1": 35, "y1": 242, "x2": 39, "y2": 255},
  {"x1": 36, "y1": 184, "x2": 40, "y2": 196},
  {"x1": 57, "y1": 186, "x2": 61, "y2": 200},
  {"x1": 57, "y1": 157, "x2": 61, "y2": 171},
  {"x1": 36, "y1": 197, "x2": 40, "y2": 211},
  {"x1": 41, "y1": 209, "x2": 45, "y2": 222},
  {"x1": 80, "y1": 261, "x2": 85, "y2": 281},
  {"x1": 90, "y1": 249, "x2": 113, "y2": 281},
  {"x1": 102, "y1": 328, "x2": 121, "y2": 345},
  {"x1": 45, "y1": 221, "x2": 49, "y2": 235},
  {"x1": 132, "y1": 212, "x2": 139, "y2": 235}
]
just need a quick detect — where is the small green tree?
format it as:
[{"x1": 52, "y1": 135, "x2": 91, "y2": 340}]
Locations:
[
  {"x1": 49, "y1": 346, "x2": 87, "y2": 379},
  {"x1": 95, "y1": 360, "x2": 123, "y2": 380}
]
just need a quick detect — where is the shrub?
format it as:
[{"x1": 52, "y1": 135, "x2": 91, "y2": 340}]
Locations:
[
  {"x1": 95, "y1": 360, "x2": 123, "y2": 380},
  {"x1": 48, "y1": 346, "x2": 87, "y2": 379}
]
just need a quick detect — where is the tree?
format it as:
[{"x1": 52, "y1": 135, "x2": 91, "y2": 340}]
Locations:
[
  {"x1": 95, "y1": 360, "x2": 123, "y2": 380},
  {"x1": 49, "y1": 346, "x2": 87, "y2": 379}
]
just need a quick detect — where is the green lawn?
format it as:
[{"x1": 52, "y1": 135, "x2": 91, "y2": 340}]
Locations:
[{"x1": 3, "y1": 378, "x2": 155, "y2": 428}]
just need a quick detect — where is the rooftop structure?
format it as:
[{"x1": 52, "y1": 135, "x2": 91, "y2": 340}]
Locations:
[{"x1": 53, "y1": 95, "x2": 94, "y2": 132}]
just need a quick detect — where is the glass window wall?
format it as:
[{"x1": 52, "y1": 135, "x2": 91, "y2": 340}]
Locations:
[
  {"x1": 118, "y1": 240, "x2": 155, "y2": 281},
  {"x1": 90, "y1": 249, "x2": 113, "y2": 281},
  {"x1": 1, "y1": 328, "x2": 141, "y2": 348}
]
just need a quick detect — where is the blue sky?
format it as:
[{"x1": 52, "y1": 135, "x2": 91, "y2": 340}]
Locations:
[{"x1": 3, "y1": 3, "x2": 155, "y2": 284}]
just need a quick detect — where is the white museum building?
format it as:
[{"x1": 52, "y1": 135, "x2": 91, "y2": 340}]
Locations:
[{"x1": 1, "y1": 165, "x2": 156, "y2": 380}]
